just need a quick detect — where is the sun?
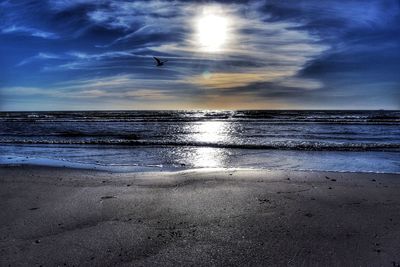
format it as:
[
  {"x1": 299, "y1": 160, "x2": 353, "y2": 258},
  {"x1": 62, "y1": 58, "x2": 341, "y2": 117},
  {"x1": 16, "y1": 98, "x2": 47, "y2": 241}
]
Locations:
[{"x1": 196, "y1": 14, "x2": 229, "y2": 52}]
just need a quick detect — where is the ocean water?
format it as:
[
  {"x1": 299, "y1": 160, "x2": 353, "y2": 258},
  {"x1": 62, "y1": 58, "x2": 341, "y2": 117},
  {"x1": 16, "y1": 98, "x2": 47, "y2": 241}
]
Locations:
[{"x1": 0, "y1": 110, "x2": 399, "y2": 173}]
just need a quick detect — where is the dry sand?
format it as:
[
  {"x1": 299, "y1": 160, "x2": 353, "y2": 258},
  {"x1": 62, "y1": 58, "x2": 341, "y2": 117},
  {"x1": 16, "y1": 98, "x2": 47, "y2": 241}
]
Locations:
[{"x1": 0, "y1": 165, "x2": 400, "y2": 266}]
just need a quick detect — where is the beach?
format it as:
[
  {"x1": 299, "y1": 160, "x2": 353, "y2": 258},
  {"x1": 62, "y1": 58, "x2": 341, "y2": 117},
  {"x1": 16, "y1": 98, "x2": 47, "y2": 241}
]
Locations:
[
  {"x1": 1, "y1": 165, "x2": 400, "y2": 266},
  {"x1": 2, "y1": 0, "x2": 400, "y2": 265}
]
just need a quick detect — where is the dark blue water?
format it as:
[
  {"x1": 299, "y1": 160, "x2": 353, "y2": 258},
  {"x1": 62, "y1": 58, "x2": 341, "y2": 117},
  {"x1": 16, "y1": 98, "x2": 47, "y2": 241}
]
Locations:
[{"x1": 1, "y1": 110, "x2": 399, "y2": 173}]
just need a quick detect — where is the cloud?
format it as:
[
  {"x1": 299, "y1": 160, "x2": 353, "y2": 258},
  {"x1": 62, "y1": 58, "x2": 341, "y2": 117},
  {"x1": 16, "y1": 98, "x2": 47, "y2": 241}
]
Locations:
[
  {"x1": 1, "y1": 25, "x2": 59, "y2": 39},
  {"x1": 1, "y1": 0, "x2": 399, "y2": 110},
  {"x1": 188, "y1": 71, "x2": 292, "y2": 89},
  {"x1": 0, "y1": 75, "x2": 182, "y2": 101},
  {"x1": 0, "y1": 86, "x2": 49, "y2": 96},
  {"x1": 34, "y1": 74, "x2": 192, "y2": 98},
  {"x1": 86, "y1": 1, "x2": 182, "y2": 30},
  {"x1": 16, "y1": 53, "x2": 61, "y2": 67},
  {"x1": 277, "y1": 77, "x2": 323, "y2": 90},
  {"x1": 0, "y1": 0, "x2": 330, "y2": 109}
]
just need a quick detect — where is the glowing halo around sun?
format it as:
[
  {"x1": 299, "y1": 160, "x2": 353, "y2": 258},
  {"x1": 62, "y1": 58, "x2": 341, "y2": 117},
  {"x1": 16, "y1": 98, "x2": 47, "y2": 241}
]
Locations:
[{"x1": 195, "y1": 10, "x2": 230, "y2": 52}]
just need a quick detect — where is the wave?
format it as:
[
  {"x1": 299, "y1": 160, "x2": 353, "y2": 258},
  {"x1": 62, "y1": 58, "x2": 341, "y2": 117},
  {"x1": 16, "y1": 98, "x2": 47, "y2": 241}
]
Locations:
[
  {"x1": 55, "y1": 131, "x2": 140, "y2": 139},
  {"x1": 1, "y1": 110, "x2": 399, "y2": 124},
  {"x1": 1, "y1": 139, "x2": 399, "y2": 151},
  {"x1": 1, "y1": 116, "x2": 399, "y2": 123}
]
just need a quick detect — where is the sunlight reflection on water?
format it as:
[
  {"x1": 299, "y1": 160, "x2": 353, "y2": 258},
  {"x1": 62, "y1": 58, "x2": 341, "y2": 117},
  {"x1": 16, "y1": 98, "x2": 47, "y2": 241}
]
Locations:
[
  {"x1": 183, "y1": 120, "x2": 233, "y2": 168},
  {"x1": 189, "y1": 121, "x2": 231, "y2": 143},
  {"x1": 192, "y1": 147, "x2": 223, "y2": 168}
]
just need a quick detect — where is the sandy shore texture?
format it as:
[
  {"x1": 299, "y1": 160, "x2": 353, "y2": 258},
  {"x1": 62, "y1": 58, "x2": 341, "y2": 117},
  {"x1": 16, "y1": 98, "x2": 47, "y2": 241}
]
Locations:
[{"x1": 1, "y1": 165, "x2": 400, "y2": 266}]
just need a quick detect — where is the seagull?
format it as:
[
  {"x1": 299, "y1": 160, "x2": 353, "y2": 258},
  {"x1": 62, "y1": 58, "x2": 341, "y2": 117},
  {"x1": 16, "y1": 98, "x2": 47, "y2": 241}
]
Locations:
[{"x1": 153, "y1": 56, "x2": 168, "y2": 67}]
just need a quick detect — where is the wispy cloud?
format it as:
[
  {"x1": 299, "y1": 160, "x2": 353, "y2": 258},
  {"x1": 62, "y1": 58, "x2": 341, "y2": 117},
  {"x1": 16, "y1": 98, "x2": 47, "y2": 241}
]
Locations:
[
  {"x1": 86, "y1": 1, "x2": 182, "y2": 30},
  {"x1": 1, "y1": 25, "x2": 59, "y2": 39},
  {"x1": 187, "y1": 71, "x2": 292, "y2": 89},
  {"x1": 1, "y1": 75, "x2": 183, "y2": 101},
  {"x1": 16, "y1": 52, "x2": 61, "y2": 67},
  {"x1": 44, "y1": 1, "x2": 327, "y2": 92}
]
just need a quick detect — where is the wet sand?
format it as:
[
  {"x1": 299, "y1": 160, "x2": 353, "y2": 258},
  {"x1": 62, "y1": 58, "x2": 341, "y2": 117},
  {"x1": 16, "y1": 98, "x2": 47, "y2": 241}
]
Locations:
[{"x1": 1, "y1": 165, "x2": 400, "y2": 266}]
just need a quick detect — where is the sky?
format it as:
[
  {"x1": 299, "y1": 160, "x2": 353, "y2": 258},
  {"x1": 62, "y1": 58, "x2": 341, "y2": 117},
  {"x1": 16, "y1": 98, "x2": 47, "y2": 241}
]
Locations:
[{"x1": 0, "y1": 0, "x2": 399, "y2": 110}]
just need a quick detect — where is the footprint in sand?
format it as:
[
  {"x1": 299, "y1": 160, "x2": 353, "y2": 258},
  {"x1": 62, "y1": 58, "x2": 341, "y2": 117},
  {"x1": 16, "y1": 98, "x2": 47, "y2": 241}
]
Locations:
[{"x1": 101, "y1": 196, "x2": 116, "y2": 200}]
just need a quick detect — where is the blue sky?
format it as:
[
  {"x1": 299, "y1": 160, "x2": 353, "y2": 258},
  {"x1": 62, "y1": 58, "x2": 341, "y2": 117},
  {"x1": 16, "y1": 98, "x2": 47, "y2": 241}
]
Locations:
[{"x1": 0, "y1": 0, "x2": 399, "y2": 110}]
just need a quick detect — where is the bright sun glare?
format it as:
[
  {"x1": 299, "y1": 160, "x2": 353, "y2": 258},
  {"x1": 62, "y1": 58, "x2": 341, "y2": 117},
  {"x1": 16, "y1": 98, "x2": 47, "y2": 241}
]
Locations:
[{"x1": 196, "y1": 14, "x2": 229, "y2": 52}]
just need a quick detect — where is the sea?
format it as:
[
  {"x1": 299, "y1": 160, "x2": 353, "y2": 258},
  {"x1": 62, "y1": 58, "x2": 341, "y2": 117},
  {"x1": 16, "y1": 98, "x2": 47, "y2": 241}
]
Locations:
[{"x1": 0, "y1": 110, "x2": 399, "y2": 173}]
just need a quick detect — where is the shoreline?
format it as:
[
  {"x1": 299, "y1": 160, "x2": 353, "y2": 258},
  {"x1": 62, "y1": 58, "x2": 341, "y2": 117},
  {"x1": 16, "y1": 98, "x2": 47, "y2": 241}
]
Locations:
[
  {"x1": 1, "y1": 158, "x2": 400, "y2": 175},
  {"x1": 1, "y1": 165, "x2": 400, "y2": 266}
]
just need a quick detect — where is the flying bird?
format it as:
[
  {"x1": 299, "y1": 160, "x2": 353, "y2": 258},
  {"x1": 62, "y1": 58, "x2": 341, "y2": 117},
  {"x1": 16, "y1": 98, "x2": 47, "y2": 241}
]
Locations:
[{"x1": 153, "y1": 56, "x2": 168, "y2": 67}]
